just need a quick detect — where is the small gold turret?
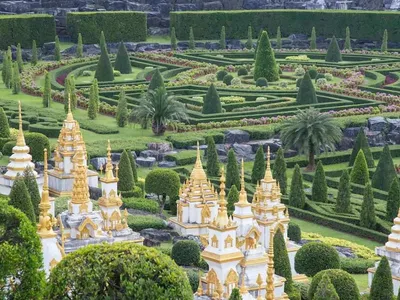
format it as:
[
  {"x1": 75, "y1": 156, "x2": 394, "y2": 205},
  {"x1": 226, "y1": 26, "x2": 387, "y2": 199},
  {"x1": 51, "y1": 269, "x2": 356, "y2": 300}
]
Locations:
[
  {"x1": 190, "y1": 141, "x2": 207, "y2": 182},
  {"x1": 266, "y1": 229, "x2": 275, "y2": 300},
  {"x1": 71, "y1": 150, "x2": 90, "y2": 206},
  {"x1": 66, "y1": 95, "x2": 74, "y2": 122},
  {"x1": 102, "y1": 140, "x2": 118, "y2": 183},
  {"x1": 264, "y1": 146, "x2": 274, "y2": 183},
  {"x1": 238, "y1": 159, "x2": 249, "y2": 205},
  {"x1": 16, "y1": 101, "x2": 26, "y2": 147},
  {"x1": 256, "y1": 273, "x2": 264, "y2": 300},
  {"x1": 214, "y1": 166, "x2": 230, "y2": 228}
]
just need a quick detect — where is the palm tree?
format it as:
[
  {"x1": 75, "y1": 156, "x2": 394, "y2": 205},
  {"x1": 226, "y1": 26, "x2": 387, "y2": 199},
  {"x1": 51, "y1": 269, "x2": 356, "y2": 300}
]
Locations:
[
  {"x1": 280, "y1": 108, "x2": 342, "y2": 171},
  {"x1": 132, "y1": 87, "x2": 188, "y2": 135}
]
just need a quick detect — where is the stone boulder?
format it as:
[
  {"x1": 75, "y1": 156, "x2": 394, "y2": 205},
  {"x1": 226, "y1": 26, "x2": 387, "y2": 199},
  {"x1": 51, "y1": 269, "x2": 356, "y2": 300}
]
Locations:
[
  {"x1": 224, "y1": 129, "x2": 250, "y2": 144},
  {"x1": 365, "y1": 130, "x2": 385, "y2": 147},
  {"x1": 111, "y1": 153, "x2": 122, "y2": 162},
  {"x1": 343, "y1": 127, "x2": 362, "y2": 138},
  {"x1": 158, "y1": 161, "x2": 177, "y2": 168},
  {"x1": 368, "y1": 116, "x2": 388, "y2": 132},
  {"x1": 388, "y1": 119, "x2": 400, "y2": 132},
  {"x1": 136, "y1": 157, "x2": 157, "y2": 168},
  {"x1": 215, "y1": 144, "x2": 229, "y2": 156},
  {"x1": 89, "y1": 186, "x2": 102, "y2": 200},
  {"x1": 388, "y1": 132, "x2": 400, "y2": 144},
  {"x1": 90, "y1": 157, "x2": 107, "y2": 170},
  {"x1": 232, "y1": 143, "x2": 254, "y2": 161},
  {"x1": 203, "y1": 1, "x2": 223, "y2": 9},
  {"x1": 338, "y1": 137, "x2": 355, "y2": 151},
  {"x1": 147, "y1": 142, "x2": 173, "y2": 153},
  {"x1": 247, "y1": 139, "x2": 281, "y2": 153},
  {"x1": 140, "y1": 228, "x2": 172, "y2": 243},
  {"x1": 140, "y1": 150, "x2": 162, "y2": 161}
]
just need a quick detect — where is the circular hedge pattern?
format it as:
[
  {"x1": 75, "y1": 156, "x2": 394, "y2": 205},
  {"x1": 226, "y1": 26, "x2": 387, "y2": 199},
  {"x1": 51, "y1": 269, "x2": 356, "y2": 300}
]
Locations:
[{"x1": 171, "y1": 240, "x2": 201, "y2": 266}]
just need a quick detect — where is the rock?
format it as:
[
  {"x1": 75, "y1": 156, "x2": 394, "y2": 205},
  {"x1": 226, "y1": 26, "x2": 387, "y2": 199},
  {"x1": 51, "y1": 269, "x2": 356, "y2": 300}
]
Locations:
[
  {"x1": 388, "y1": 132, "x2": 400, "y2": 144},
  {"x1": 343, "y1": 127, "x2": 361, "y2": 138},
  {"x1": 388, "y1": 119, "x2": 400, "y2": 132},
  {"x1": 140, "y1": 228, "x2": 172, "y2": 242},
  {"x1": 130, "y1": 151, "x2": 137, "y2": 159},
  {"x1": 143, "y1": 238, "x2": 161, "y2": 247},
  {"x1": 42, "y1": 42, "x2": 55, "y2": 56},
  {"x1": 365, "y1": 130, "x2": 385, "y2": 147},
  {"x1": 83, "y1": 44, "x2": 101, "y2": 56},
  {"x1": 140, "y1": 150, "x2": 161, "y2": 161},
  {"x1": 226, "y1": 39, "x2": 242, "y2": 49},
  {"x1": 224, "y1": 129, "x2": 250, "y2": 144},
  {"x1": 338, "y1": 137, "x2": 355, "y2": 151},
  {"x1": 136, "y1": 43, "x2": 160, "y2": 52},
  {"x1": 232, "y1": 143, "x2": 254, "y2": 161},
  {"x1": 111, "y1": 153, "x2": 121, "y2": 162},
  {"x1": 288, "y1": 33, "x2": 308, "y2": 41},
  {"x1": 189, "y1": 144, "x2": 207, "y2": 151},
  {"x1": 203, "y1": 1, "x2": 223, "y2": 10},
  {"x1": 90, "y1": 157, "x2": 107, "y2": 170},
  {"x1": 335, "y1": 246, "x2": 357, "y2": 258},
  {"x1": 158, "y1": 161, "x2": 177, "y2": 168},
  {"x1": 136, "y1": 157, "x2": 157, "y2": 168},
  {"x1": 89, "y1": 186, "x2": 102, "y2": 200},
  {"x1": 368, "y1": 116, "x2": 388, "y2": 132},
  {"x1": 215, "y1": 144, "x2": 229, "y2": 156},
  {"x1": 284, "y1": 150, "x2": 297, "y2": 158},
  {"x1": 147, "y1": 142, "x2": 173, "y2": 152},
  {"x1": 204, "y1": 42, "x2": 220, "y2": 50},
  {"x1": 247, "y1": 139, "x2": 281, "y2": 153}
]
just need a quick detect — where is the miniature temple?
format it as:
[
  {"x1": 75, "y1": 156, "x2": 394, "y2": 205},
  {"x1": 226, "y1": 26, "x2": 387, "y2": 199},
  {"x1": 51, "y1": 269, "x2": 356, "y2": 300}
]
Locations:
[
  {"x1": 0, "y1": 101, "x2": 42, "y2": 196},
  {"x1": 368, "y1": 208, "x2": 400, "y2": 295},
  {"x1": 170, "y1": 142, "x2": 219, "y2": 235},
  {"x1": 48, "y1": 98, "x2": 98, "y2": 196}
]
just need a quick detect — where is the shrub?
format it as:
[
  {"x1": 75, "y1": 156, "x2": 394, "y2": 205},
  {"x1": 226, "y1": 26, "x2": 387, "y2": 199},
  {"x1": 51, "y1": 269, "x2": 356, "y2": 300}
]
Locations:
[
  {"x1": 127, "y1": 151, "x2": 138, "y2": 183},
  {"x1": 246, "y1": 25, "x2": 253, "y2": 49},
  {"x1": 276, "y1": 26, "x2": 282, "y2": 49},
  {"x1": 189, "y1": 26, "x2": 195, "y2": 50},
  {"x1": 370, "y1": 256, "x2": 393, "y2": 300},
  {"x1": 9, "y1": 175, "x2": 35, "y2": 224},
  {"x1": 113, "y1": 70, "x2": 121, "y2": 77},
  {"x1": 95, "y1": 32, "x2": 114, "y2": 82},
  {"x1": 23, "y1": 167, "x2": 40, "y2": 221},
  {"x1": 122, "y1": 198, "x2": 159, "y2": 214},
  {"x1": 295, "y1": 242, "x2": 340, "y2": 277},
  {"x1": 256, "y1": 77, "x2": 268, "y2": 87},
  {"x1": 46, "y1": 242, "x2": 192, "y2": 299},
  {"x1": 231, "y1": 77, "x2": 241, "y2": 86},
  {"x1": 293, "y1": 282, "x2": 310, "y2": 300},
  {"x1": 325, "y1": 73, "x2": 333, "y2": 81},
  {"x1": 296, "y1": 78, "x2": 303, "y2": 88},
  {"x1": 345, "y1": 26, "x2": 352, "y2": 51},
  {"x1": 295, "y1": 67, "x2": 306, "y2": 77},
  {"x1": 42, "y1": 71, "x2": 51, "y2": 108},
  {"x1": 274, "y1": 229, "x2": 294, "y2": 294},
  {"x1": 308, "y1": 68, "x2": 318, "y2": 79},
  {"x1": 216, "y1": 70, "x2": 228, "y2": 81},
  {"x1": 88, "y1": 85, "x2": 97, "y2": 120},
  {"x1": 360, "y1": 183, "x2": 376, "y2": 229},
  {"x1": 315, "y1": 73, "x2": 325, "y2": 82},
  {"x1": 118, "y1": 149, "x2": 134, "y2": 192},
  {"x1": 253, "y1": 31, "x2": 279, "y2": 82},
  {"x1": 206, "y1": 136, "x2": 219, "y2": 177},
  {"x1": 313, "y1": 274, "x2": 339, "y2": 300},
  {"x1": 237, "y1": 67, "x2": 248, "y2": 76},
  {"x1": 186, "y1": 270, "x2": 199, "y2": 293},
  {"x1": 386, "y1": 178, "x2": 400, "y2": 221},
  {"x1": 116, "y1": 90, "x2": 128, "y2": 127},
  {"x1": 25, "y1": 132, "x2": 50, "y2": 161},
  {"x1": 350, "y1": 150, "x2": 369, "y2": 186},
  {"x1": 114, "y1": 42, "x2": 132, "y2": 74},
  {"x1": 171, "y1": 27, "x2": 177, "y2": 50},
  {"x1": 312, "y1": 161, "x2": 328, "y2": 203},
  {"x1": 289, "y1": 164, "x2": 306, "y2": 209},
  {"x1": 226, "y1": 149, "x2": 240, "y2": 189},
  {"x1": 325, "y1": 36, "x2": 342, "y2": 62},
  {"x1": 229, "y1": 288, "x2": 242, "y2": 300},
  {"x1": 310, "y1": 27, "x2": 317, "y2": 50},
  {"x1": 202, "y1": 84, "x2": 222, "y2": 114},
  {"x1": 251, "y1": 146, "x2": 265, "y2": 184},
  {"x1": 223, "y1": 74, "x2": 234, "y2": 85},
  {"x1": 340, "y1": 258, "x2": 375, "y2": 274},
  {"x1": 76, "y1": 33, "x2": 83, "y2": 58},
  {"x1": 372, "y1": 145, "x2": 397, "y2": 191},
  {"x1": 335, "y1": 169, "x2": 352, "y2": 213},
  {"x1": 273, "y1": 147, "x2": 288, "y2": 195},
  {"x1": 2, "y1": 140, "x2": 15, "y2": 156},
  {"x1": 219, "y1": 26, "x2": 226, "y2": 49},
  {"x1": 127, "y1": 215, "x2": 166, "y2": 232},
  {"x1": 171, "y1": 240, "x2": 200, "y2": 266},
  {"x1": 308, "y1": 269, "x2": 359, "y2": 300},
  {"x1": 349, "y1": 129, "x2": 374, "y2": 168},
  {"x1": 381, "y1": 29, "x2": 388, "y2": 52},
  {"x1": 0, "y1": 107, "x2": 10, "y2": 138},
  {"x1": 54, "y1": 36, "x2": 61, "y2": 61},
  {"x1": 296, "y1": 72, "x2": 317, "y2": 104},
  {"x1": 227, "y1": 185, "x2": 239, "y2": 215},
  {"x1": 288, "y1": 223, "x2": 302, "y2": 243},
  {"x1": 148, "y1": 68, "x2": 165, "y2": 91}
]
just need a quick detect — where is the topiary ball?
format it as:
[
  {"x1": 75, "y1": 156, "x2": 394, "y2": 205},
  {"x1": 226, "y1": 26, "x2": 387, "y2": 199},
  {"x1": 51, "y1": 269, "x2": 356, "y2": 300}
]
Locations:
[
  {"x1": 237, "y1": 67, "x2": 248, "y2": 76},
  {"x1": 171, "y1": 240, "x2": 200, "y2": 266},
  {"x1": 216, "y1": 70, "x2": 228, "y2": 81},
  {"x1": 223, "y1": 74, "x2": 234, "y2": 85},
  {"x1": 295, "y1": 242, "x2": 340, "y2": 277},
  {"x1": 315, "y1": 73, "x2": 325, "y2": 82},
  {"x1": 288, "y1": 223, "x2": 302, "y2": 243},
  {"x1": 308, "y1": 269, "x2": 359, "y2": 300},
  {"x1": 308, "y1": 68, "x2": 318, "y2": 79},
  {"x1": 256, "y1": 77, "x2": 268, "y2": 87}
]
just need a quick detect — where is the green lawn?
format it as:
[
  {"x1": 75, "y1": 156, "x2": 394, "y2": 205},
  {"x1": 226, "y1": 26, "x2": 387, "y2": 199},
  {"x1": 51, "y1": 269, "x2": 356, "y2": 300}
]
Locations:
[{"x1": 352, "y1": 274, "x2": 369, "y2": 293}]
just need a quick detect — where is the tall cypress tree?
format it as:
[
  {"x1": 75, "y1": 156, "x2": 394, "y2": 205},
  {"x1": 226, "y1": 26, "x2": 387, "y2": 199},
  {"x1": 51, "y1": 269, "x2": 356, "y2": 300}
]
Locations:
[
  {"x1": 64, "y1": 77, "x2": 71, "y2": 113},
  {"x1": 296, "y1": 71, "x2": 317, "y2": 104},
  {"x1": 148, "y1": 68, "x2": 165, "y2": 92},
  {"x1": 77, "y1": 33, "x2": 83, "y2": 58},
  {"x1": 23, "y1": 167, "x2": 40, "y2": 221},
  {"x1": 16, "y1": 43, "x2": 23, "y2": 72},
  {"x1": 94, "y1": 32, "x2": 114, "y2": 82},
  {"x1": 381, "y1": 29, "x2": 388, "y2": 52},
  {"x1": 189, "y1": 27, "x2": 195, "y2": 50},
  {"x1": 127, "y1": 151, "x2": 138, "y2": 183},
  {"x1": 226, "y1": 149, "x2": 240, "y2": 190},
  {"x1": 171, "y1": 27, "x2": 177, "y2": 51},
  {"x1": 360, "y1": 182, "x2": 376, "y2": 229},
  {"x1": 227, "y1": 185, "x2": 239, "y2": 216},
  {"x1": 312, "y1": 161, "x2": 328, "y2": 203},
  {"x1": 276, "y1": 26, "x2": 282, "y2": 49},
  {"x1": 206, "y1": 136, "x2": 219, "y2": 177},
  {"x1": 253, "y1": 31, "x2": 279, "y2": 82},
  {"x1": 4, "y1": 47, "x2": 12, "y2": 89},
  {"x1": 202, "y1": 84, "x2": 222, "y2": 114},
  {"x1": 117, "y1": 149, "x2": 134, "y2": 192},
  {"x1": 220, "y1": 26, "x2": 226, "y2": 49},
  {"x1": 9, "y1": 175, "x2": 35, "y2": 224},
  {"x1": 116, "y1": 90, "x2": 128, "y2": 127},
  {"x1": 0, "y1": 107, "x2": 10, "y2": 138},
  {"x1": 31, "y1": 40, "x2": 38, "y2": 66},
  {"x1": 273, "y1": 147, "x2": 287, "y2": 195},
  {"x1": 88, "y1": 85, "x2": 97, "y2": 120},
  {"x1": 325, "y1": 36, "x2": 342, "y2": 62},
  {"x1": 289, "y1": 164, "x2": 306, "y2": 209},
  {"x1": 350, "y1": 150, "x2": 369, "y2": 186},
  {"x1": 274, "y1": 229, "x2": 294, "y2": 294},
  {"x1": 336, "y1": 169, "x2": 352, "y2": 213},
  {"x1": 114, "y1": 42, "x2": 132, "y2": 74},
  {"x1": 42, "y1": 71, "x2": 51, "y2": 108},
  {"x1": 349, "y1": 129, "x2": 374, "y2": 168},
  {"x1": 12, "y1": 62, "x2": 21, "y2": 94},
  {"x1": 93, "y1": 78, "x2": 100, "y2": 111},
  {"x1": 372, "y1": 145, "x2": 397, "y2": 191},
  {"x1": 254, "y1": 28, "x2": 263, "y2": 58},
  {"x1": 245, "y1": 25, "x2": 253, "y2": 49},
  {"x1": 386, "y1": 178, "x2": 400, "y2": 221},
  {"x1": 344, "y1": 27, "x2": 352, "y2": 51},
  {"x1": 313, "y1": 274, "x2": 339, "y2": 300},
  {"x1": 370, "y1": 256, "x2": 393, "y2": 300},
  {"x1": 2, "y1": 49, "x2": 9, "y2": 86},
  {"x1": 310, "y1": 27, "x2": 317, "y2": 50},
  {"x1": 54, "y1": 35, "x2": 61, "y2": 61},
  {"x1": 251, "y1": 146, "x2": 265, "y2": 184},
  {"x1": 69, "y1": 75, "x2": 77, "y2": 110}
]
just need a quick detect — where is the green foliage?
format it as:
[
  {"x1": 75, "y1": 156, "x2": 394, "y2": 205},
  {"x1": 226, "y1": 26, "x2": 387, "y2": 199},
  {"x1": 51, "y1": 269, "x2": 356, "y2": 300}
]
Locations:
[
  {"x1": 340, "y1": 257, "x2": 375, "y2": 274},
  {"x1": 186, "y1": 270, "x2": 199, "y2": 293},
  {"x1": 11, "y1": 62, "x2": 21, "y2": 94},
  {"x1": 220, "y1": 26, "x2": 226, "y2": 49},
  {"x1": 148, "y1": 68, "x2": 165, "y2": 91},
  {"x1": 336, "y1": 169, "x2": 352, "y2": 213},
  {"x1": 253, "y1": 30, "x2": 279, "y2": 82},
  {"x1": 386, "y1": 178, "x2": 400, "y2": 221},
  {"x1": 237, "y1": 67, "x2": 248, "y2": 76},
  {"x1": 76, "y1": 33, "x2": 83, "y2": 58},
  {"x1": 42, "y1": 71, "x2": 51, "y2": 108},
  {"x1": 127, "y1": 151, "x2": 138, "y2": 182},
  {"x1": 223, "y1": 74, "x2": 234, "y2": 85},
  {"x1": 310, "y1": 27, "x2": 317, "y2": 50},
  {"x1": 325, "y1": 36, "x2": 342, "y2": 62},
  {"x1": 88, "y1": 85, "x2": 97, "y2": 120},
  {"x1": 64, "y1": 78, "x2": 71, "y2": 113},
  {"x1": 360, "y1": 182, "x2": 376, "y2": 229},
  {"x1": 349, "y1": 129, "x2": 374, "y2": 168},
  {"x1": 114, "y1": 42, "x2": 132, "y2": 74},
  {"x1": 0, "y1": 201, "x2": 45, "y2": 299},
  {"x1": 382, "y1": 29, "x2": 388, "y2": 52},
  {"x1": 46, "y1": 242, "x2": 192, "y2": 299},
  {"x1": 370, "y1": 257, "x2": 393, "y2": 300},
  {"x1": 16, "y1": 43, "x2": 23, "y2": 72},
  {"x1": 54, "y1": 35, "x2": 61, "y2": 61},
  {"x1": 202, "y1": 84, "x2": 222, "y2": 114},
  {"x1": 67, "y1": 12, "x2": 147, "y2": 44},
  {"x1": 127, "y1": 215, "x2": 167, "y2": 231},
  {"x1": 273, "y1": 147, "x2": 288, "y2": 195},
  {"x1": 372, "y1": 145, "x2": 397, "y2": 191},
  {"x1": 289, "y1": 164, "x2": 306, "y2": 209},
  {"x1": 344, "y1": 26, "x2": 352, "y2": 51},
  {"x1": 23, "y1": 167, "x2": 40, "y2": 221},
  {"x1": 313, "y1": 274, "x2": 339, "y2": 300},
  {"x1": 95, "y1": 32, "x2": 114, "y2": 82},
  {"x1": 2, "y1": 48, "x2": 11, "y2": 88},
  {"x1": 116, "y1": 90, "x2": 128, "y2": 127},
  {"x1": 226, "y1": 149, "x2": 240, "y2": 189},
  {"x1": 229, "y1": 288, "x2": 242, "y2": 300},
  {"x1": 312, "y1": 161, "x2": 328, "y2": 203},
  {"x1": 251, "y1": 146, "x2": 265, "y2": 183},
  {"x1": 308, "y1": 68, "x2": 318, "y2": 79},
  {"x1": 276, "y1": 26, "x2": 282, "y2": 49},
  {"x1": 0, "y1": 107, "x2": 10, "y2": 138},
  {"x1": 189, "y1": 27, "x2": 195, "y2": 50},
  {"x1": 288, "y1": 223, "x2": 301, "y2": 243},
  {"x1": 206, "y1": 136, "x2": 219, "y2": 177},
  {"x1": 308, "y1": 269, "x2": 359, "y2": 300},
  {"x1": 69, "y1": 75, "x2": 77, "y2": 110},
  {"x1": 350, "y1": 150, "x2": 369, "y2": 186},
  {"x1": 118, "y1": 149, "x2": 134, "y2": 192},
  {"x1": 255, "y1": 77, "x2": 268, "y2": 87},
  {"x1": 245, "y1": 25, "x2": 253, "y2": 49},
  {"x1": 171, "y1": 240, "x2": 200, "y2": 266},
  {"x1": 274, "y1": 229, "x2": 294, "y2": 293},
  {"x1": 216, "y1": 70, "x2": 228, "y2": 81},
  {"x1": 296, "y1": 72, "x2": 317, "y2": 104},
  {"x1": 122, "y1": 198, "x2": 159, "y2": 214},
  {"x1": 171, "y1": 27, "x2": 177, "y2": 50},
  {"x1": 9, "y1": 175, "x2": 35, "y2": 224},
  {"x1": 227, "y1": 185, "x2": 239, "y2": 215}
]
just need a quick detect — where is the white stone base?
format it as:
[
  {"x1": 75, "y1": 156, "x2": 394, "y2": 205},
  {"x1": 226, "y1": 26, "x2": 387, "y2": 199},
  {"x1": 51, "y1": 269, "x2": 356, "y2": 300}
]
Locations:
[
  {"x1": 48, "y1": 170, "x2": 98, "y2": 196},
  {"x1": 168, "y1": 217, "x2": 209, "y2": 236}
]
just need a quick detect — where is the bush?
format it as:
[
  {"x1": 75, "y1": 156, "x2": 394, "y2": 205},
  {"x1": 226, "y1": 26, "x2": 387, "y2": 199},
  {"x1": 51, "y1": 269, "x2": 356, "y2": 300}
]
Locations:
[
  {"x1": 308, "y1": 269, "x2": 360, "y2": 300},
  {"x1": 313, "y1": 274, "x2": 339, "y2": 300},
  {"x1": 113, "y1": 70, "x2": 121, "y2": 77},
  {"x1": 114, "y1": 42, "x2": 132, "y2": 74},
  {"x1": 231, "y1": 77, "x2": 241, "y2": 86},
  {"x1": 223, "y1": 74, "x2": 234, "y2": 85},
  {"x1": 288, "y1": 222, "x2": 302, "y2": 243},
  {"x1": 370, "y1": 256, "x2": 393, "y2": 300},
  {"x1": 82, "y1": 70, "x2": 92, "y2": 76},
  {"x1": 312, "y1": 161, "x2": 328, "y2": 203},
  {"x1": 186, "y1": 270, "x2": 199, "y2": 293},
  {"x1": 289, "y1": 164, "x2": 306, "y2": 209},
  {"x1": 202, "y1": 84, "x2": 222, "y2": 114},
  {"x1": 295, "y1": 67, "x2": 306, "y2": 77},
  {"x1": 237, "y1": 67, "x2": 248, "y2": 76},
  {"x1": 315, "y1": 73, "x2": 325, "y2": 82},
  {"x1": 295, "y1": 242, "x2": 340, "y2": 277},
  {"x1": 122, "y1": 198, "x2": 159, "y2": 214},
  {"x1": 349, "y1": 129, "x2": 374, "y2": 168},
  {"x1": 127, "y1": 215, "x2": 166, "y2": 232},
  {"x1": 253, "y1": 30, "x2": 279, "y2": 82},
  {"x1": 296, "y1": 72, "x2": 317, "y2": 104},
  {"x1": 296, "y1": 78, "x2": 303, "y2": 88},
  {"x1": 0, "y1": 107, "x2": 10, "y2": 138},
  {"x1": 171, "y1": 240, "x2": 200, "y2": 266},
  {"x1": 325, "y1": 36, "x2": 342, "y2": 62},
  {"x1": 386, "y1": 178, "x2": 400, "y2": 221},
  {"x1": 226, "y1": 149, "x2": 240, "y2": 189},
  {"x1": 256, "y1": 77, "x2": 268, "y2": 87},
  {"x1": 46, "y1": 242, "x2": 192, "y2": 299},
  {"x1": 372, "y1": 145, "x2": 397, "y2": 191},
  {"x1": 350, "y1": 150, "x2": 369, "y2": 186},
  {"x1": 216, "y1": 70, "x2": 228, "y2": 81},
  {"x1": 2, "y1": 140, "x2": 15, "y2": 156},
  {"x1": 340, "y1": 258, "x2": 375, "y2": 274},
  {"x1": 120, "y1": 186, "x2": 143, "y2": 198},
  {"x1": 118, "y1": 149, "x2": 134, "y2": 192},
  {"x1": 308, "y1": 68, "x2": 318, "y2": 79},
  {"x1": 293, "y1": 282, "x2": 310, "y2": 300},
  {"x1": 251, "y1": 146, "x2": 265, "y2": 184},
  {"x1": 25, "y1": 132, "x2": 50, "y2": 161}
]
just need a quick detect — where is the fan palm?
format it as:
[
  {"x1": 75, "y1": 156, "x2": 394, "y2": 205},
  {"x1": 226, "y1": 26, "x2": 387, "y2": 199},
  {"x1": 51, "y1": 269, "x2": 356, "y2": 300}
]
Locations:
[
  {"x1": 132, "y1": 87, "x2": 188, "y2": 135},
  {"x1": 280, "y1": 108, "x2": 342, "y2": 171}
]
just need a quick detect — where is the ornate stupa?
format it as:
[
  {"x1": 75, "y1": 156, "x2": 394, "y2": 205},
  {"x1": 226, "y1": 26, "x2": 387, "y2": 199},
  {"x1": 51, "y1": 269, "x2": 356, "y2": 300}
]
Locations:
[
  {"x1": 368, "y1": 209, "x2": 400, "y2": 295},
  {"x1": 0, "y1": 101, "x2": 38, "y2": 195},
  {"x1": 58, "y1": 142, "x2": 142, "y2": 254},
  {"x1": 169, "y1": 142, "x2": 219, "y2": 235},
  {"x1": 48, "y1": 97, "x2": 98, "y2": 196},
  {"x1": 37, "y1": 149, "x2": 64, "y2": 276}
]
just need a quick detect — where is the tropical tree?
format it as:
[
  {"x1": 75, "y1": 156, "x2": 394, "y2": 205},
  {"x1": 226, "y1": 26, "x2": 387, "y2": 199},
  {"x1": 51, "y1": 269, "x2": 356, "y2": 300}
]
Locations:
[
  {"x1": 280, "y1": 108, "x2": 342, "y2": 171},
  {"x1": 131, "y1": 87, "x2": 188, "y2": 135}
]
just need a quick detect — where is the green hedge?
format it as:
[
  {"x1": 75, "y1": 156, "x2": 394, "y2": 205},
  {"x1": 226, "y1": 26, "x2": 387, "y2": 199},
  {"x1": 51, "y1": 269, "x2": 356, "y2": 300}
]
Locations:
[
  {"x1": 171, "y1": 10, "x2": 400, "y2": 42},
  {"x1": 67, "y1": 12, "x2": 147, "y2": 43},
  {"x1": 340, "y1": 258, "x2": 375, "y2": 274},
  {"x1": 165, "y1": 150, "x2": 198, "y2": 166},
  {"x1": 29, "y1": 123, "x2": 62, "y2": 138},
  {"x1": 127, "y1": 215, "x2": 167, "y2": 232},
  {"x1": 122, "y1": 198, "x2": 159, "y2": 214},
  {"x1": 0, "y1": 14, "x2": 55, "y2": 49}
]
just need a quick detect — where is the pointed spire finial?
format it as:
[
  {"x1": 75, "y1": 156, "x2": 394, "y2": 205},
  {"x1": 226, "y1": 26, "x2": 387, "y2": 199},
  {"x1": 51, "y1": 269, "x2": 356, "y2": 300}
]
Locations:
[
  {"x1": 190, "y1": 140, "x2": 207, "y2": 181},
  {"x1": 103, "y1": 139, "x2": 116, "y2": 182},
  {"x1": 238, "y1": 158, "x2": 249, "y2": 205},
  {"x1": 66, "y1": 95, "x2": 74, "y2": 122},
  {"x1": 16, "y1": 101, "x2": 26, "y2": 147},
  {"x1": 264, "y1": 146, "x2": 273, "y2": 182}
]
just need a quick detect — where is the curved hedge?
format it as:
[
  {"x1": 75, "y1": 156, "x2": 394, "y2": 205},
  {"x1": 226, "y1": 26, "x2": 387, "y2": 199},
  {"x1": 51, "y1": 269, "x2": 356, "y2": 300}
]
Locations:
[{"x1": 28, "y1": 123, "x2": 62, "y2": 138}]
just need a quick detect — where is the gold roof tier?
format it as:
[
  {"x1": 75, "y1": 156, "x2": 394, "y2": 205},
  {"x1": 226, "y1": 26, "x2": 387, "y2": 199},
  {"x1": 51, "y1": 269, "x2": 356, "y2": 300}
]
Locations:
[
  {"x1": 190, "y1": 141, "x2": 207, "y2": 182},
  {"x1": 263, "y1": 146, "x2": 275, "y2": 184},
  {"x1": 71, "y1": 150, "x2": 90, "y2": 205},
  {"x1": 16, "y1": 101, "x2": 26, "y2": 147}
]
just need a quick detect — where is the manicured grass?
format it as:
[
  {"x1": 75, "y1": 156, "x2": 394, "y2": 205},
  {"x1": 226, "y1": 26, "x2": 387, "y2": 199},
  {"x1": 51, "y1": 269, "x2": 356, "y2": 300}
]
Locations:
[
  {"x1": 351, "y1": 274, "x2": 369, "y2": 293},
  {"x1": 0, "y1": 156, "x2": 8, "y2": 166}
]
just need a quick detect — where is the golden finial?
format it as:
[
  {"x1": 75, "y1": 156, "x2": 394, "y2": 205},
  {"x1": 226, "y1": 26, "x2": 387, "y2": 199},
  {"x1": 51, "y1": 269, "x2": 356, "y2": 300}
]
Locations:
[
  {"x1": 16, "y1": 101, "x2": 26, "y2": 147},
  {"x1": 214, "y1": 166, "x2": 230, "y2": 228},
  {"x1": 238, "y1": 158, "x2": 249, "y2": 205},
  {"x1": 196, "y1": 271, "x2": 203, "y2": 295},
  {"x1": 257, "y1": 273, "x2": 263, "y2": 300},
  {"x1": 266, "y1": 229, "x2": 275, "y2": 300},
  {"x1": 115, "y1": 164, "x2": 119, "y2": 179},
  {"x1": 190, "y1": 141, "x2": 207, "y2": 181},
  {"x1": 66, "y1": 95, "x2": 74, "y2": 122},
  {"x1": 264, "y1": 146, "x2": 273, "y2": 182},
  {"x1": 102, "y1": 140, "x2": 117, "y2": 182},
  {"x1": 240, "y1": 268, "x2": 248, "y2": 294}
]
